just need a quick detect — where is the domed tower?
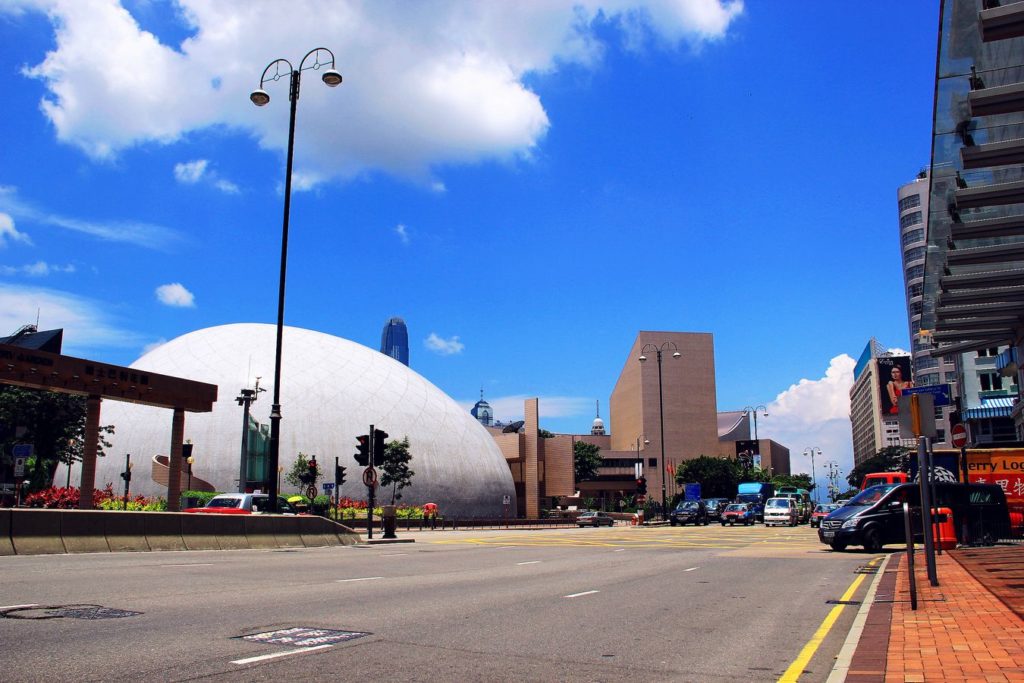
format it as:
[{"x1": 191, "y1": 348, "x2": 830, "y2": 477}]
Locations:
[
  {"x1": 471, "y1": 388, "x2": 493, "y2": 427},
  {"x1": 591, "y1": 400, "x2": 606, "y2": 436}
]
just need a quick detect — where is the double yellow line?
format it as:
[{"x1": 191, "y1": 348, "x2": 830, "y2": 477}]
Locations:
[{"x1": 777, "y1": 557, "x2": 882, "y2": 682}]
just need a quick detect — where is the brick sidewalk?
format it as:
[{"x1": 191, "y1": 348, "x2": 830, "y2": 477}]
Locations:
[{"x1": 847, "y1": 548, "x2": 1024, "y2": 682}]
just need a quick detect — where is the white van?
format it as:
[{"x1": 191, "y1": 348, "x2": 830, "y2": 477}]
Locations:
[{"x1": 763, "y1": 497, "x2": 798, "y2": 527}]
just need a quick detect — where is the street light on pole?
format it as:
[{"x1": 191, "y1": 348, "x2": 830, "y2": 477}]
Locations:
[
  {"x1": 250, "y1": 48, "x2": 342, "y2": 512},
  {"x1": 639, "y1": 342, "x2": 680, "y2": 520},
  {"x1": 742, "y1": 405, "x2": 769, "y2": 445},
  {"x1": 803, "y1": 447, "x2": 821, "y2": 503}
]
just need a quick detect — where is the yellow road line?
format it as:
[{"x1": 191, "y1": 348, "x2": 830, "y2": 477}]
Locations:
[{"x1": 777, "y1": 557, "x2": 881, "y2": 683}]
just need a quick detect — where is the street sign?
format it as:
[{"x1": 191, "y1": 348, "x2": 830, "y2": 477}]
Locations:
[
  {"x1": 362, "y1": 467, "x2": 377, "y2": 487},
  {"x1": 502, "y1": 494, "x2": 510, "y2": 505},
  {"x1": 12, "y1": 444, "x2": 33, "y2": 459},
  {"x1": 306, "y1": 485, "x2": 317, "y2": 499},
  {"x1": 951, "y1": 423, "x2": 968, "y2": 448},
  {"x1": 322, "y1": 482, "x2": 335, "y2": 491},
  {"x1": 13, "y1": 456, "x2": 26, "y2": 478},
  {"x1": 898, "y1": 392, "x2": 937, "y2": 438},
  {"x1": 903, "y1": 384, "x2": 952, "y2": 407}
]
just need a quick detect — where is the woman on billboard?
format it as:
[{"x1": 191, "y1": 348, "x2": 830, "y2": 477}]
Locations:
[{"x1": 886, "y1": 364, "x2": 913, "y2": 414}]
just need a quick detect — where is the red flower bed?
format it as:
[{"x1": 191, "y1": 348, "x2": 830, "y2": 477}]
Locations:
[{"x1": 25, "y1": 484, "x2": 115, "y2": 509}]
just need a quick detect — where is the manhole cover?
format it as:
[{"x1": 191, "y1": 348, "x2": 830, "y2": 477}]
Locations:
[
  {"x1": 239, "y1": 627, "x2": 370, "y2": 648},
  {"x1": 1, "y1": 604, "x2": 142, "y2": 620}
]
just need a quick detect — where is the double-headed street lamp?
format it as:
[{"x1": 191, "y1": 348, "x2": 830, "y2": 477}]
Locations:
[
  {"x1": 250, "y1": 48, "x2": 342, "y2": 512},
  {"x1": 639, "y1": 342, "x2": 680, "y2": 519},
  {"x1": 804, "y1": 446, "x2": 821, "y2": 503},
  {"x1": 743, "y1": 404, "x2": 768, "y2": 443}
]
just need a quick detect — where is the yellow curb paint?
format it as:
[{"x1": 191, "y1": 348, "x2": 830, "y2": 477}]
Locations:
[{"x1": 777, "y1": 559, "x2": 879, "y2": 683}]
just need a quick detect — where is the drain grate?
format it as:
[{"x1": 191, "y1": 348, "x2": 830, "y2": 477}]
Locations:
[
  {"x1": 855, "y1": 566, "x2": 879, "y2": 574},
  {"x1": 826, "y1": 599, "x2": 862, "y2": 605},
  {"x1": 239, "y1": 627, "x2": 370, "y2": 648},
  {"x1": 1, "y1": 604, "x2": 142, "y2": 620}
]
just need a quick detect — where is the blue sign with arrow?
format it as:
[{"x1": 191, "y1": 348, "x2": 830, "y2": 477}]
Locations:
[{"x1": 903, "y1": 384, "x2": 952, "y2": 407}]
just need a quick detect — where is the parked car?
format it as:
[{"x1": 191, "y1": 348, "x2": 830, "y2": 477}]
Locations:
[
  {"x1": 703, "y1": 498, "x2": 729, "y2": 521},
  {"x1": 577, "y1": 511, "x2": 615, "y2": 527},
  {"x1": 810, "y1": 503, "x2": 840, "y2": 528},
  {"x1": 670, "y1": 500, "x2": 709, "y2": 526},
  {"x1": 763, "y1": 497, "x2": 799, "y2": 527},
  {"x1": 182, "y1": 493, "x2": 298, "y2": 514},
  {"x1": 721, "y1": 503, "x2": 755, "y2": 526}
]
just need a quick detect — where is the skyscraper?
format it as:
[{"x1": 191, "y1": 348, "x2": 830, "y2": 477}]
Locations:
[{"x1": 380, "y1": 316, "x2": 409, "y2": 366}]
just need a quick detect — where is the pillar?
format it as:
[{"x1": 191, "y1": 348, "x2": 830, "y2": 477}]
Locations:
[
  {"x1": 524, "y1": 398, "x2": 540, "y2": 519},
  {"x1": 166, "y1": 407, "x2": 185, "y2": 511},
  {"x1": 78, "y1": 395, "x2": 101, "y2": 509}
]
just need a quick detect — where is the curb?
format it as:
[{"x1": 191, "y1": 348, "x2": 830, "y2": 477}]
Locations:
[{"x1": 826, "y1": 553, "x2": 891, "y2": 682}]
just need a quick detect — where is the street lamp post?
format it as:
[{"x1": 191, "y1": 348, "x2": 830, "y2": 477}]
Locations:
[
  {"x1": 120, "y1": 454, "x2": 133, "y2": 511},
  {"x1": 825, "y1": 461, "x2": 839, "y2": 502},
  {"x1": 186, "y1": 455, "x2": 194, "y2": 492},
  {"x1": 250, "y1": 48, "x2": 342, "y2": 512},
  {"x1": 743, "y1": 404, "x2": 769, "y2": 446},
  {"x1": 804, "y1": 447, "x2": 822, "y2": 503},
  {"x1": 639, "y1": 342, "x2": 680, "y2": 519}
]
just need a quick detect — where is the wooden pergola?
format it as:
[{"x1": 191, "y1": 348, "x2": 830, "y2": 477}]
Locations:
[{"x1": 0, "y1": 343, "x2": 217, "y2": 511}]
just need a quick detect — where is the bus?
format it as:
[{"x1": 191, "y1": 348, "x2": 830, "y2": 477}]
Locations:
[{"x1": 776, "y1": 486, "x2": 812, "y2": 524}]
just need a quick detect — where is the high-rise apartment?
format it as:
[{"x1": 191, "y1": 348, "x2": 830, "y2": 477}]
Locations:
[
  {"x1": 850, "y1": 339, "x2": 913, "y2": 468},
  {"x1": 380, "y1": 316, "x2": 409, "y2": 366}
]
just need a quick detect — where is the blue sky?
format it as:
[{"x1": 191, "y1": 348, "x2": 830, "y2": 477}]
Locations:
[{"x1": 0, "y1": 1, "x2": 939, "y2": 485}]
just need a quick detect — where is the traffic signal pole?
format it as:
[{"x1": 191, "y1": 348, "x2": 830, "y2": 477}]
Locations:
[{"x1": 367, "y1": 423, "x2": 375, "y2": 539}]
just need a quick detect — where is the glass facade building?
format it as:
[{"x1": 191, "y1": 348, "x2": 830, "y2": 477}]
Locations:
[{"x1": 380, "y1": 316, "x2": 410, "y2": 366}]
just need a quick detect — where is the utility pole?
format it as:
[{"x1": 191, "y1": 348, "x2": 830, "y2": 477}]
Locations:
[{"x1": 235, "y1": 377, "x2": 265, "y2": 493}]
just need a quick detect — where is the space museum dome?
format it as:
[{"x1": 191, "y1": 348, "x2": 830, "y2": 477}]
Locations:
[{"x1": 83, "y1": 323, "x2": 516, "y2": 517}]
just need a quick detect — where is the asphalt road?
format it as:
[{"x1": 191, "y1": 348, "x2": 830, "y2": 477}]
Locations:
[{"x1": 0, "y1": 524, "x2": 880, "y2": 682}]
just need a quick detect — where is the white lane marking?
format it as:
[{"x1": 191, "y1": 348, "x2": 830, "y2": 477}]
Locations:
[
  {"x1": 161, "y1": 563, "x2": 214, "y2": 568},
  {"x1": 684, "y1": 567, "x2": 699, "y2": 572},
  {"x1": 381, "y1": 553, "x2": 407, "y2": 557},
  {"x1": 0, "y1": 604, "x2": 38, "y2": 611},
  {"x1": 613, "y1": 548, "x2": 626, "y2": 552},
  {"x1": 231, "y1": 644, "x2": 334, "y2": 665},
  {"x1": 564, "y1": 590, "x2": 599, "y2": 599},
  {"x1": 516, "y1": 561, "x2": 541, "y2": 565},
  {"x1": 336, "y1": 577, "x2": 384, "y2": 583}
]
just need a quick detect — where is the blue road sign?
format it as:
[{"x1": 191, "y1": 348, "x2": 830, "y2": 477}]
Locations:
[
  {"x1": 322, "y1": 482, "x2": 335, "y2": 491},
  {"x1": 903, "y1": 384, "x2": 952, "y2": 407}
]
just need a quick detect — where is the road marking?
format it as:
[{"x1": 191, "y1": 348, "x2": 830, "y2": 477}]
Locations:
[
  {"x1": 516, "y1": 561, "x2": 541, "y2": 565},
  {"x1": 777, "y1": 562, "x2": 874, "y2": 683},
  {"x1": 684, "y1": 567, "x2": 699, "y2": 572},
  {"x1": 381, "y1": 553, "x2": 407, "y2": 557},
  {"x1": 0, "y1": 604, "x2": 38, "y2": 611},
  {"x1": 231, "y1": 644, "x2": 334, "y2": 665},
  {"x1": 613, "y1": 548, "x2": 626, "y2": 552},
  {"x1": 564, "y1": 590, "x2": 599, "y2": 598},
  {"x1": 336, "y1": 577, "x2": 384, "y2": 583},
  {"x1": 161, "y1": 563, "x2": 214, "y2": 568}
]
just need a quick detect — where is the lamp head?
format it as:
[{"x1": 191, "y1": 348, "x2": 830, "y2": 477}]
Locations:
[
  {"x1": 672, "y1": 352, "x2": 681, "y2": 359},
  {"x1": 638, "y1": 354, "x2": 647, "y2": 363},
  {"x1": 250, "y1": 89, "x2": 271, "y2": 106},
  {"x1": 321, "y1": 69, "x2": 343, "y2": 87},
  {"x1": 187, "y1": 456, "x2": 195, "y2": 465}
]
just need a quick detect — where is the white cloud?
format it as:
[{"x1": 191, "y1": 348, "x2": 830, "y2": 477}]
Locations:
[
  {"x1": 11, "y1": 1, "x2": 744, "y2": 186},
  {"x1": 0, "y1": 261, "x2": 76, "y2": 276},
  {"x1": 887, "y1": 347, "x2": 910, "y2": 356},
  {"x1": 0, "y1": 282, "x2": 142, "y2": 351},
  {"x1": 0, "y1": 212, "x2": 32, "y2": 247},
  {"x1": 174, "y1": 159, "x2": 240, "y2": 194},
  {"x1": 0, "y1": 185, "x2": 181, "y2": 250},
  {"x1": 395, "y1": 223, "x2": 410, "y2": 245},
  {"x1": 425, "y1": 332, "x2": 464, "y2": 355},
  {"x1": 214, "y1": 179, "x2": 240, "y2": 194},
  {"x1": 155, "y1": 282, "x2": 195, "y2": 307},
  {"x1": 141, "y1": 338, "x2": 167, "y2": 356},
  {"x1": 760, "y1": 354, "x2": 856, "y2": 492}
]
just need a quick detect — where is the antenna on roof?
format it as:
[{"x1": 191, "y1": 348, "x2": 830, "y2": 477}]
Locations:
[{"x1": 596, "y1": 400, "x2": 600, "y2": 419}]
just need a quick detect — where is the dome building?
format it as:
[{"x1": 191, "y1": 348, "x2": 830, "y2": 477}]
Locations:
[{"x1": 76, "y1": 324, "x2": 516, "y2": 518}]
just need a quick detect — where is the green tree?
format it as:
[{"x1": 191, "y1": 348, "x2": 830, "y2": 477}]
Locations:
[
  {"x1": 285, "y1": 452, "x2": 320, "y2": 492},
  {"x1": 846, "y1": 446, "x2": 911, "y2": 489},
  {"x1": 538, "y1": 428, "x2": 555, "y2": 438},
  {"x1": 673, "y1": 456, "x2": 740, "y2": 498},
  {"x1": 0, "y1": 386, "x2": 115, "y2": 490},
  {"x1": 379, "y1": 436, "x2": 415, "y2": 505},
  {"x1": 574, "y1": 440, "x2": 602, "y2": 483},
  {"x1": 772, "y1": 472, "x2": 814, "y2": 493}
]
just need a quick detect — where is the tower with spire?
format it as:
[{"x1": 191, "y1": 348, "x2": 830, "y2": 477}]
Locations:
[
  {"x1": 471, "y1": 388, "x2": 493, "y2": 427},
  {"x1": 591, "y1": 400, "x2": 606, "y2": 435}
]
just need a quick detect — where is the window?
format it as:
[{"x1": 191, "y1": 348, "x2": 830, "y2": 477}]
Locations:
[
  {"x1": 899, "y1": 195, "x2": 922, "y2": 212},
  {"x1": 945, "y1": 372, "x2": 958, "y2": 383},
  {"x1": 912, "y1": 320, "x2": 921, "y2": 334},
  {"x1": 980, "y1": 373, "x2": 1004, "y2": 391},
  {"x1": 906, "y1": 264, "x2": 925, "y2": 280},
  {"x1": 904, "y1": 246, "x2": 926, "y2": 262},
  {"x1": 917, "y1": 374, "x2": 939, "y2": 386},
  {"x1": 910, "y1": 301, "x2": 923, "y2": 316},
  {"x1": 648, "y1": 458, "x2": 657, "y2": 468},
  {"x1": 916, "y1": 356, "x2": 938, "y2": 370},
  {"x1": 902, "y1": 228, "x2": 925, "y2": 246},
  {"x1": 936, "y1": 429, "x2": 946, "y2": 443},
  {"x1": 977, "y1": 347, "x2": 1000, "y2": 358},
  {"x1": 900, "y1": 211, "x2": 923, "y2": 229},
  {"x1": 908, "y1": 283, "x2": 924, "y2": 299}
]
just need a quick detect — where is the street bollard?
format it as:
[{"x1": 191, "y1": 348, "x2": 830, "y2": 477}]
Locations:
[{"x1": 382, "y1": 505, "x2": 397, "y2": 539}]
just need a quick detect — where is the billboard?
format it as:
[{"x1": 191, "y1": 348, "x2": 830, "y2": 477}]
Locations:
[
  {"x1": 966, "y1": 449, "x2": 1024, "y2": 506},
  {"x1": 877, "y1": 356, "x2": 913, "y2": 417}
]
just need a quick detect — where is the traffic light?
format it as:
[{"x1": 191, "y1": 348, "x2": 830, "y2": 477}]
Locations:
[
  {"x1": 355, "y1": 434, "x2": 370, "y2": 466},
  {"x1": 372, "y1": 429, "x2": 389, "y2": 466},
  {"x1": 336, "y1": 464, "x2": 347, "y2": 486},
  {"x1": 307, "y1": 456, "x2": 318, "y2": 480},
  {"x1": 636, "y1": 477, "x2": 647, "y2": 495}
]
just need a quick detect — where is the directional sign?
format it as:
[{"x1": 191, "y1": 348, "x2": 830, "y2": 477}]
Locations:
[
  {"x1": 951, "y1": 423, "x2": 968, "y2": 448},
  {"x1": 362, "y1": 467, "x2": 377, "y2": 487},
  {"x1": 322, "y1": 482, "x2": 336, "y2": 491},
  {"x1": 903, "y1": 384, "x2": 952, "y2": 407},
  {"x1": 13, "y1": 457, "x2": 26, "y2": 478}
]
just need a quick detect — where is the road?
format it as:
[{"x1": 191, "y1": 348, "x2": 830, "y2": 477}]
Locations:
[{"x1": 0, "y1": 523, "x2": 881, "y2": 682}]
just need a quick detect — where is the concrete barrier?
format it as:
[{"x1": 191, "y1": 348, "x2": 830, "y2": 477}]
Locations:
[
  {"x1": 143, "y1": 512, "x2": 186, "y2": 551},
  {"x1": 214, "y1": 515, "x2": 249, "y2": 550},
  {"x1": 0, "y1": 508, "x2": 14, "y2": 556},
  {"x1": 60, "y1": 510, "x2": 110, "y2": 553},
  {"x1": 180, "y1": 513, "x2": 220, "y2": 551},
  {"x1": 300, "y1": 516, "x2": 333, "y2": 548},
  {"x1": 244, "y1": 515, "x2": 278, "y2": 549},
  {"x1": 272, "y1": 515, "x2": 304, "y2": 548},
  {"x1": 11, "y1": 509, "x2": 66, "y2": 555},
  {"x1": 104, "y1": 512, "x2": 150, "y2": 552}
]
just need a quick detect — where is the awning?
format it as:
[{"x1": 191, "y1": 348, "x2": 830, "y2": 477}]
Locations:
[{"x1": 963, "y1": 396, "x2": 1018, "y2": 420}]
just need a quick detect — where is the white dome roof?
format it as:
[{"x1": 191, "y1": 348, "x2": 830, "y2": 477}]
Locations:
[{"x1": 78, "y1": 323, "x2": 516, "y2": 517}]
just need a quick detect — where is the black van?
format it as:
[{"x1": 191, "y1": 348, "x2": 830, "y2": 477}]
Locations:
[{"x1": 818, "y1": 482, "x2": 1009, "y2": 552}]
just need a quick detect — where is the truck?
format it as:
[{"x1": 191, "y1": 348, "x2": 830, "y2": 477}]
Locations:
[
  {"x1": 775, "y1": 486, "x2": 812, "y2": 524},
  {"x1": 736, "y1": 482, "x2": 775, "y2": 522}
]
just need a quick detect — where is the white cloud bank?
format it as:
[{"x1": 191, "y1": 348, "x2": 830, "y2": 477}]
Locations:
[
  {"x1": 0, "y1": 261, "x2": 75, "y2": 276},
  {"x1": 10, "y1": 0, "x2": 743, "y2": 186},
  {"x1": 425, "y1": 332, "x2": 464, "y2": 355},
  {"x1": 155, "y1": 282, "x2": 195, "y2": 307},
  {"x1": 0, "y1": 212, "x2": 32, "y2": 247},
  {"x1": 174, "y1": 159, "x2": 240, "y2": 194},
  {"x1": 0, "y1": 283, "x2": 142, "y2": 350},
  {"x1": 762, "y1": 354, "x2": 857, "y2": 492}
]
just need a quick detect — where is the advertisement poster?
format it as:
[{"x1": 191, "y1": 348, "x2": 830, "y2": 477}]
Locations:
[
  {"x1": 966, "y1": 449, "x2": 1024, "y2": 507},
  {"x1": 877, "y1": 356, "x2": 913, "y2": 417}
]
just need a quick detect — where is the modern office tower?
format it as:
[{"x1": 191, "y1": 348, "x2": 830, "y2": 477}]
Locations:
[
  {"x1": 380, "y1": 316, "x2": 409, "y2": 366},
  {"x1": 850, "y1": 340, "x2": 912, "y2": 468},
  {"x1": 921, "y1": 1, "x2": 1024, "y2": 443}
]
